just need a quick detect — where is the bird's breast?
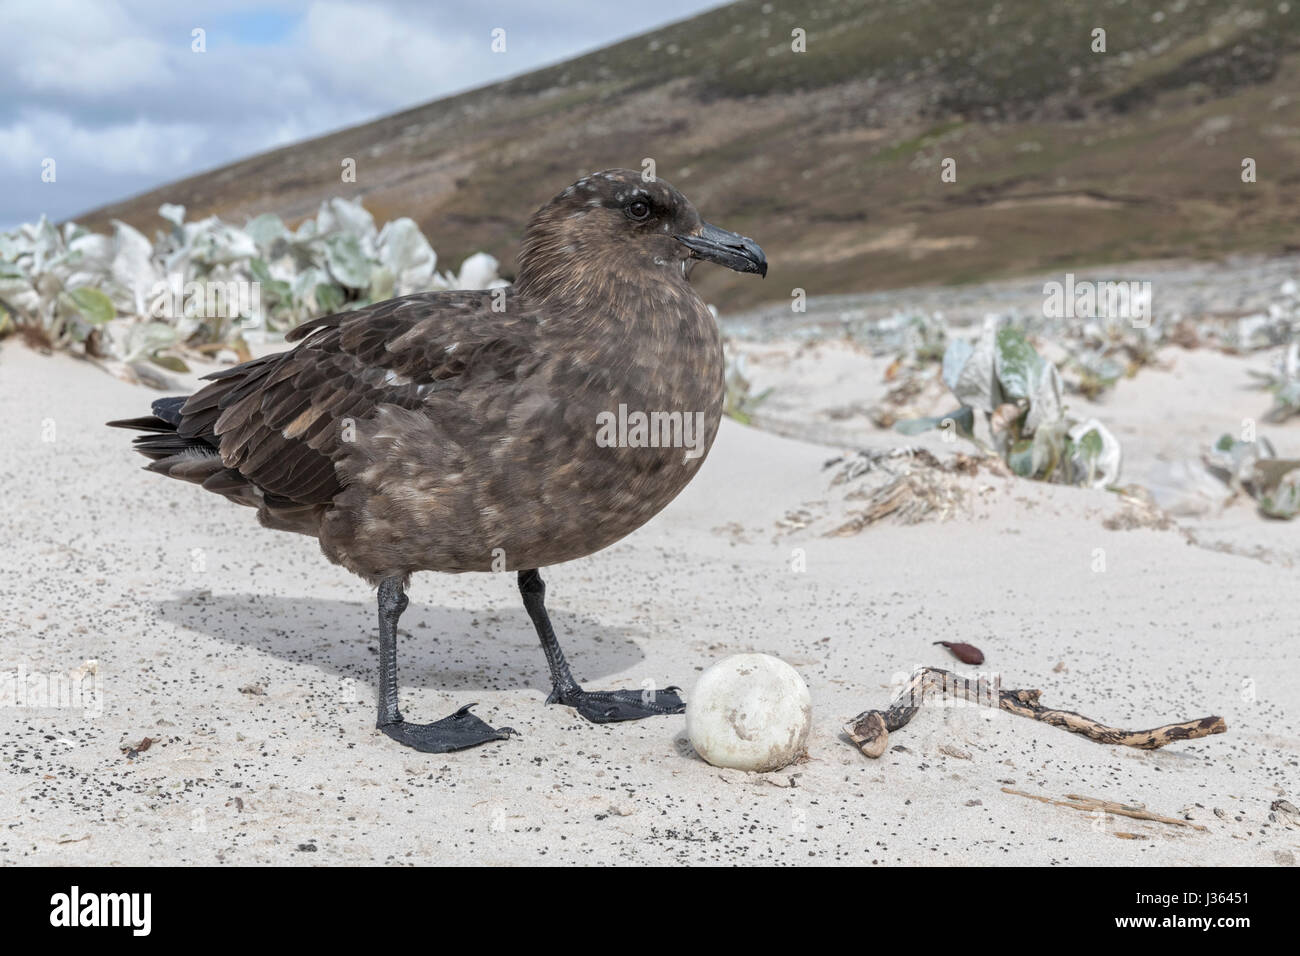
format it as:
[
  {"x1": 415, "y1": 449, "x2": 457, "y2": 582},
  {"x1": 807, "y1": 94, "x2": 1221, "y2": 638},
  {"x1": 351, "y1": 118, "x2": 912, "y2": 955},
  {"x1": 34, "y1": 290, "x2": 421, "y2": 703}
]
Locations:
[{"x1": 323, "y1": 301, "x2": 725, "y2": 577}]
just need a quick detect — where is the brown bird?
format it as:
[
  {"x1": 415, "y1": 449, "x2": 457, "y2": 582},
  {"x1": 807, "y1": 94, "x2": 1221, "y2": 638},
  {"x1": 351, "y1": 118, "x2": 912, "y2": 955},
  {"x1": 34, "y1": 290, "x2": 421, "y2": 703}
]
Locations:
[{"x1": 108, "y1": 169, "x2": 766, "y2": 753}]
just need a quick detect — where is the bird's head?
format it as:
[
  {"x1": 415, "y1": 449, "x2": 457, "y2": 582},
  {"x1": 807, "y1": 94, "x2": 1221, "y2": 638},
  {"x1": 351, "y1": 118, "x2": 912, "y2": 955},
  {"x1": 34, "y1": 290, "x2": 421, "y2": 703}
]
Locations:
[{"x1": 516, "y1": 169, "x2": 766, "y2": 303}]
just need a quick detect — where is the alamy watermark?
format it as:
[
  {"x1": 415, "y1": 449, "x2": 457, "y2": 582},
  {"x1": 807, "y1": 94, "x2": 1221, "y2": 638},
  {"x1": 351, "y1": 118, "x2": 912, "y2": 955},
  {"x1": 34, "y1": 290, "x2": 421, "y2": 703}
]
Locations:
[
  {"x1": 49, "y1": 886, "x2": 150, "y2": 936},
  {"x1": 595, "y1": 404, "x2": 707, "y2": 459},
  {"x1": 0, "y1": 660, "x2": 102, "y2": 717},
  {"x1": 148, "y1": 274, "x2": 261, "y2": 321},
  {"x1": 1043, "y1": 273, "x2": 1151, "y2": 328}
]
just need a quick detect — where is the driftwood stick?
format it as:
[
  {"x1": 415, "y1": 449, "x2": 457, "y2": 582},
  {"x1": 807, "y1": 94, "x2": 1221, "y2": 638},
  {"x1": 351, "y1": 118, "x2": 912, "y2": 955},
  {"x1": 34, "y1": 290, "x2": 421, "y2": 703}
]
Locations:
[
  {"x1": 844, "y1": 666, "x2": 1226, "y2": 759},
  {"x1": 1001, "y1": 788, "x2": 1208, "y2": 832}
]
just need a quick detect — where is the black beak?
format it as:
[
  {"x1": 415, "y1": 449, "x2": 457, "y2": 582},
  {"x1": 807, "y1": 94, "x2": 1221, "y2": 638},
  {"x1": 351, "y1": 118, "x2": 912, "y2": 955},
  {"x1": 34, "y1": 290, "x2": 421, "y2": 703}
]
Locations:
[{"x1": 675, "y1": 222, "x2": 767, "y2": 278}]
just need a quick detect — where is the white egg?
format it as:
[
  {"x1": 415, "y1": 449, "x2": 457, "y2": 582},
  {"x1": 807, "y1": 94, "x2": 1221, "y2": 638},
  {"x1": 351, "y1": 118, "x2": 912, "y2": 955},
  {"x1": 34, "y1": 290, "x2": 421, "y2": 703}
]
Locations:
[{"x1": 686, "y1": 653, "x2": 811, "y2": 772}]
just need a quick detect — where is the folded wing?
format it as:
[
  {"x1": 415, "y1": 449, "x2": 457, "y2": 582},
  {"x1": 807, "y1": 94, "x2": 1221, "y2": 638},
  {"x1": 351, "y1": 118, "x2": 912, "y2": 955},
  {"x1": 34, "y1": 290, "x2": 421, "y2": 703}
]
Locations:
[{"x1": 116, "y1": 290, "x2": 536, "y2": 513}]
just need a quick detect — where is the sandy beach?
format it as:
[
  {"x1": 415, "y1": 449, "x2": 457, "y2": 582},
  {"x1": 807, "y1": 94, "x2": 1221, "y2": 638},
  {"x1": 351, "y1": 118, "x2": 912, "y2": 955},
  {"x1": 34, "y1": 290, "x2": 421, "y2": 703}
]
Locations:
[{"x1": 2, "y1": 323, "x2": 1297, "y2": 866}]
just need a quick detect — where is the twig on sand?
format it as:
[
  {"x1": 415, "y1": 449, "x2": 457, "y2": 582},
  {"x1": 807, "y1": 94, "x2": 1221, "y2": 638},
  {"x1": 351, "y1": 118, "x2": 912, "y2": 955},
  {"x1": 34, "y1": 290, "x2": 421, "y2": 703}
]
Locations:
[
  {"x1": 843, "y1": 667, "x2": 1226, "y2": 759},
  {"x1": 1001, "y1": 788, "x2": 1208, "y2": 832}
]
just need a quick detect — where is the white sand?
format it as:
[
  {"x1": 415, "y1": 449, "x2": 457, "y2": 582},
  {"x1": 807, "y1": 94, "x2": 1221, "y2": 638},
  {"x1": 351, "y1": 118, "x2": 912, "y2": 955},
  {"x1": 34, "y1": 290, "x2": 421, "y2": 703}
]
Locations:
[{"x1": 1, "y1": 343, "x2": 1296, "y2": 865}]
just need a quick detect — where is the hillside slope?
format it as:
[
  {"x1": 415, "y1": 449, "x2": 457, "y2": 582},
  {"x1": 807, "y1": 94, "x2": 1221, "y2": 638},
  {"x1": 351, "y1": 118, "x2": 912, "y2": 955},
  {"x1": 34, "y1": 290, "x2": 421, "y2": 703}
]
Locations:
[{"x1": 77, "y1": 0, "x2": 1300, "y2": 310}]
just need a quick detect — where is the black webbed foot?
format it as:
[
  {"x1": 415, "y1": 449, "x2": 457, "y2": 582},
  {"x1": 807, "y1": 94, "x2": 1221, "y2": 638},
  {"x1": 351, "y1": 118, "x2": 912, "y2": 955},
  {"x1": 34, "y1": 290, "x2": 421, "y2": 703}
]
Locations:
[
  {"x1": 518, "y1": 568, "x2": 687, "y2": 725},
  {"x1": 378, "y1": 704, "x2": 517, "y2": 753},
  {"x1": 548, "y1": 685, "x2": 686, "y2": 723}
]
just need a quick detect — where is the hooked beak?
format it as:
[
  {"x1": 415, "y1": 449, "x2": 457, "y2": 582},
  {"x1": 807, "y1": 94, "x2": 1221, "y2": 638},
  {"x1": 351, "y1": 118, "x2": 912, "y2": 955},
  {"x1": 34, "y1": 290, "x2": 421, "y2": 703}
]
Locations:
[{"x1": 675, "y1": 222, "x2": 767, "y2": 278}]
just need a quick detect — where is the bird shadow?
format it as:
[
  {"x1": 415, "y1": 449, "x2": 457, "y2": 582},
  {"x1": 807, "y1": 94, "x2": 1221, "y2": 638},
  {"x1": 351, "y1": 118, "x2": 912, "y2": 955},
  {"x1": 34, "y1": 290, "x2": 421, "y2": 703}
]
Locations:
[{"x1": 155, "y1": 590, "x2": 650, "y2": 695}]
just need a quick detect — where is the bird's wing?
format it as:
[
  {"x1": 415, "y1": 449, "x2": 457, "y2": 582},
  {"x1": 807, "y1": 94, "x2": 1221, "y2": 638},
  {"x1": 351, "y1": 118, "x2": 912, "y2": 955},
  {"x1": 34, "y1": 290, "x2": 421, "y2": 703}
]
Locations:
[{"x1": 177, "y1": 290, "x2": 534, "y2": 506}]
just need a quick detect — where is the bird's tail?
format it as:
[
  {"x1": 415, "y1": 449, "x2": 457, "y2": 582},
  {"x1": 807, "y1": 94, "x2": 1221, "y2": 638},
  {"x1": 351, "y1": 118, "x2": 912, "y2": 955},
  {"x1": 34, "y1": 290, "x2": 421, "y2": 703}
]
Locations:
[
  {"x1": 108, "y1": 395, "x2": 270, "y2": 511},
  {"x1": 107, "y1": 396, "x2": 201, "y2": 461}
]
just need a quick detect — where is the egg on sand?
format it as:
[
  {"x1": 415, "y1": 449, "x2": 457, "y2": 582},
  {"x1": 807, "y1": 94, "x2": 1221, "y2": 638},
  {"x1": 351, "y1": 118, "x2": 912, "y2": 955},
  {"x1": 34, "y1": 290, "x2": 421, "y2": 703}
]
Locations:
[{"x1": 686, "y1": 653, "x2": 812, "y2": 772}]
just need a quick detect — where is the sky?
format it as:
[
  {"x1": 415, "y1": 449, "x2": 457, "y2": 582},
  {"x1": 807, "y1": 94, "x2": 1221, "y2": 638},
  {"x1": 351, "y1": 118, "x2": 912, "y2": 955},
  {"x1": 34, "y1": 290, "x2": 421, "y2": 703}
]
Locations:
[{"x1": 0, "y1": 0, "x2": 725, "y2": 229}]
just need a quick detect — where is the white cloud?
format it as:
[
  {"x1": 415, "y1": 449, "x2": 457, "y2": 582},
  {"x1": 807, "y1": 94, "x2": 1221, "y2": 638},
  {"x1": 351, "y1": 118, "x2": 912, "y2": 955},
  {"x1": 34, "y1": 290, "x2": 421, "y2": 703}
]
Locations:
[
  {"x1": 300, "y1": 1, "x2": 477, "y2": 105},
  {"x1": 0, "y1": 110, "x2": 207, "y2": 176},
  {"x1": 18, "y1": 36, "x2": 172, "y2": 98},
  {"x1": 2, "y1": 0, "x2": 172, "y2": 97}
]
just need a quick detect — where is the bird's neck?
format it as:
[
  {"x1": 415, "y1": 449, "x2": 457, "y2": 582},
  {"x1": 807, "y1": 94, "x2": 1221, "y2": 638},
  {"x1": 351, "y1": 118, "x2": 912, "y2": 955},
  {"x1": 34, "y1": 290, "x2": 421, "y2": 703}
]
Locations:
[
  {"x1": 518, "y1": 263, "x2": 714, "y2": 346},
  {"x1": 513, "y1": 266, "x2": 724, "y2": 420}
]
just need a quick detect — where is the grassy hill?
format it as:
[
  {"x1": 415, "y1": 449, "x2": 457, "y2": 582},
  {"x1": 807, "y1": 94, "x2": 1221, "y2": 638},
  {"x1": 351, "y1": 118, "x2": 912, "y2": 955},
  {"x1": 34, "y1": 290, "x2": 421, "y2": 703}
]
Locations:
[{"x1": 76, "y1": 0, "x2": 1300, "y2": 311}]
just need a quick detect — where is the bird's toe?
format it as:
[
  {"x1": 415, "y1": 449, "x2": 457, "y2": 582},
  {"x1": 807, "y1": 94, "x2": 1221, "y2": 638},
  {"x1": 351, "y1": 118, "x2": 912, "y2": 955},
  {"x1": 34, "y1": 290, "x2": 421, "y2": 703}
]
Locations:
[
  {"x1": 378, "y1": 704, "x2": 517, "y2": 753},
  {"x1": 560, "y1": 686, "x2": 686, "y2": 723}
]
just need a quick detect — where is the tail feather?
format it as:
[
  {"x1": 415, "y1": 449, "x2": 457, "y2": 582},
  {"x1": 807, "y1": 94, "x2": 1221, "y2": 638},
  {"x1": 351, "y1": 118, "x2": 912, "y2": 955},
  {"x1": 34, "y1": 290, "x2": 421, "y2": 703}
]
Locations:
[
  {"x1": 151, "y1": 395, "x2": 186, "y2": 425},
  {"x1": 132, "y1": 433, "x2": 208, "y2": 461},
  {"x1": 107, "y1": 395, "x2": 188, "y2": 431},
  {"x1": 153, "y1": 451, "x2": 228, "y2": 484},
  {"x1": 108, "y1": 386, "x2": 325, "y2": 536},
  {"x1": 108, "y1": 394, "x2": 219, "y2": 461},
  {"x1": 105, "y1": 414, "x2": 173, "y2": 433}
]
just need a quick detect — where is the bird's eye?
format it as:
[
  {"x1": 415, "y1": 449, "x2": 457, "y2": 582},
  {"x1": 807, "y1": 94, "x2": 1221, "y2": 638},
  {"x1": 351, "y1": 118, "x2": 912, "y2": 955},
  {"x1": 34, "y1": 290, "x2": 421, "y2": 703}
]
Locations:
[{"x1": 625, "y1": 200, "x2": 651, "y2": 221}]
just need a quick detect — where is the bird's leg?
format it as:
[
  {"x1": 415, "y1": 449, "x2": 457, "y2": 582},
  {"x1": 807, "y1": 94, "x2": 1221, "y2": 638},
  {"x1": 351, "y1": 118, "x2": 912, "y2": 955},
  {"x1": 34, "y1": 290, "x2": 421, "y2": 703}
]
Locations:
[
  {"x1": 517, "y1": 569, "x2": 685, "y2": 723},
  {"x1": 374, "y1": 577, "x2": 515, "y2": 753}
]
